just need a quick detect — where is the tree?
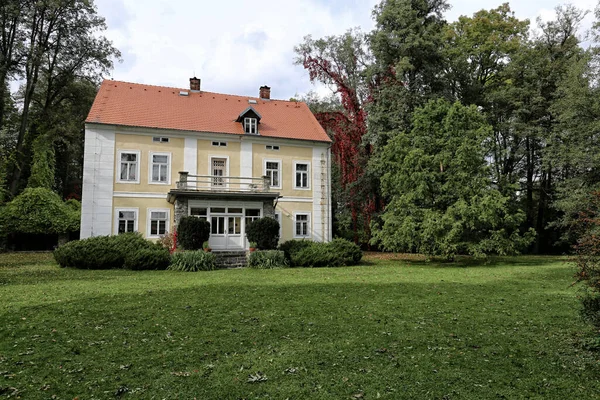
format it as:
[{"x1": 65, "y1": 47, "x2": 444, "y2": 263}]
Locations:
[{"x1": 371, "y1": 99, "x2": 534, "y2": 258}]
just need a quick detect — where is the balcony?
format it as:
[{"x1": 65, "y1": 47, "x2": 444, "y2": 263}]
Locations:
[{"x1": 167, "y1": 171, "x2": 280, "y2": 203}]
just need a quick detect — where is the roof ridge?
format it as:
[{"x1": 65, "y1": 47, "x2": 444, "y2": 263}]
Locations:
[{"x1": 102, "y1": 79, "x2": 303, "y2": 104}]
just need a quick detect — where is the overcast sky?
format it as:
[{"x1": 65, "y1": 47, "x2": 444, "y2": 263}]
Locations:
[{"x1": 95, "y1": 0, "x2": 598, "y2": 100}]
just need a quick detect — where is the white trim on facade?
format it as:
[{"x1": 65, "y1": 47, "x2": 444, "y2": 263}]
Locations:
[
  {"x1": 116, "y1": 149, "x2": 141, "y2": 184},
  {"x1": 81, "y1": 126, "x2": 116, "y2": 238},
  {"x1": 240, "y1": 140, "x2": 253, "y2": 181},
  {"x1": 113, "y1": 207, "x2": 139, "y2": 235},
  {"x1": 146, "y1": 208, "x2": 171, "y2": 238},
  {"x1": 312, "y1": 146, "x2": 330, "y2": 242},
  {"x1": 277, "y1": 197, "x2": 313, "y2": 203},
  {"x1": 184, "y1": 137, "x2": 197, "y2": 176},
  {"x1": 148, "y1": 151, "x2": 171, "y2": 185}
]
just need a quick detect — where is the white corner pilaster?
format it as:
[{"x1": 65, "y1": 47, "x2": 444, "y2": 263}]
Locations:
[
  {"x1": 312, "y1": 145, "x2": 330, "y2": 242},
  {"x1": 184, "y1": 137, "x2": 197, "y2": 176}
]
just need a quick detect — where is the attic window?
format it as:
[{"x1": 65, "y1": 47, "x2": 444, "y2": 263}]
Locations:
[
  {"x1": 212, "y1": 141, "x2": 227, "y2": 147},
  {"x1": 266, "y1": 145, "x2": 279, "y2": 151},
  {"x1": 153, "y1": 137, "x2": 169, "y2": 143},
  {"x1": 244, "y1": 117, "x2": 257, "y2": 135}
]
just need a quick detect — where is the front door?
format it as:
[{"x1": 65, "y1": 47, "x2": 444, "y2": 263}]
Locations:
[{"x1": 209, "y1": 208, "x2": 244, "y2": 250}]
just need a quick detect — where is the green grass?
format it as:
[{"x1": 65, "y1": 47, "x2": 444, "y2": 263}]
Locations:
[{"x1": 1, "y1": 253, "x2": 599, "y2": 399}]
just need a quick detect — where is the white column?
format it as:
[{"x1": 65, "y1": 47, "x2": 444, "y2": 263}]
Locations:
[{"x1": 80, "y1": 125, "x2": 115, "y2": 238}]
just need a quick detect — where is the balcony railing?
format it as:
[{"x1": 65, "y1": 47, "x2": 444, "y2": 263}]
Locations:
[{"x1": 175, "y1": 172, "x2": 272, "y2": 192}]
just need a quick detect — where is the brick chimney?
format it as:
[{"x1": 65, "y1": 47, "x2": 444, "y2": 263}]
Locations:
[
  {"x1": 189, "y1": 77, "x2": 201, "y2": 92},
  {"x1": 259, "y1": 85, "x2": 271, "y2": 100}
]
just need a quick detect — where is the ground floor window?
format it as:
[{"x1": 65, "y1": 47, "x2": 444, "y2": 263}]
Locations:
[
  {"x1": 294, "y1": 213, "x2": 310, "y2": 238},
  {"x1": 117, "y1": 210, "x2": 136, "y2": 234},
  {"x1": 148, "y1": 209, "x2": 169, "y2": 237}
]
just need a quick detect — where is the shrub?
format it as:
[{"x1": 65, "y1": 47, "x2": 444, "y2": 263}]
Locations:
[
  {"x1": 157, "y1": 231, "x2": 177, "y2": 252},
  {"x1": 278, "y1": 239, "x2": 313, "y2": 264},
  {"x1": 177, "y1": 217, "x2": 210, "y2": 250},
  {"x1": 53, "y1": 232, "x2": 156, "y2": 269},
  {"x1": 124, "y1": 248, "x2": 171, "y2": 270},
  {"x1": 290, "y1": 239, "x2": 363, "y2": 268},
  {"x1": 246, "y1": 217, "x2": 280, "y2": 250},
  {"x1": 329, "y1": 238, "x2": 363, "y2": 265},
  {"x1": 168, "y1": 250, "x2": 216, "y2": 272},
  {"x1": 248, "y1": 250, "x2": 288, "y2": 269}
]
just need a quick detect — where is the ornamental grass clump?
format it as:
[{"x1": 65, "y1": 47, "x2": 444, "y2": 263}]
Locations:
[
  {"x1": 247, "y1": 250, "x2": 288, "y2": 269},
  {"x1": 168, "y1": 250, "x2": 216, "y2": 272}
]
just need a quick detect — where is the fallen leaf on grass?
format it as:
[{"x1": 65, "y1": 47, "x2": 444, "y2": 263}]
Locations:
[{"x1": 247, "y1": 371, "x2": 267, "y2": 383}]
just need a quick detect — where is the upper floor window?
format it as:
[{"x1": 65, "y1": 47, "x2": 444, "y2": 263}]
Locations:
[
  {"x1": 150, "y1": 152, "x2": 170, "y2": 184},
  {"x1": 294, "y1": 162, "x2": 310, "y2": 189},
  {"x1": 266, "y1": 145, "x2": 279, "y2": 151},
  {"x1": 212, "y1": 141, "x2": 227, "y2": 147},
  {"x1": 265, "y1": 160, "x2": 281, "y2": 188},
  {"x1": 118, "y1": 150, "x2": 140, "y2": 183},
  {"x1": 244, "y1": 117, "x2": 257, "y2": 134},
  {"x1": 152, "y1": 136, "x2": 169, "y2": 143}
]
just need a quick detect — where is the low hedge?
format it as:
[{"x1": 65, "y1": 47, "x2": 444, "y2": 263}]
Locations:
[
  {"x1": 278, "y1": 239, "x2": 313, "y2": 262},
  {"x1": 168, "y1": 250, "x2": 216, "y2": 272},
  {"x1": 53, "y1": 233, "x2": 157, "y2": 269},
  {"x1": 124, "y1": 248, "x2": 171, "y2": 270},
  {"x1": 286, "y1": 238, "x2": 362, "y2": 268},
  {"x1": 247, "y1": 250, "x2": 288, "y2": 269}
]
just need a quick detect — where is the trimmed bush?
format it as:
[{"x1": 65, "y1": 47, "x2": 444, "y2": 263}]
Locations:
[
  {"x1": 290, "y1": 238, "x2": 363, "y2": 268},
  {"x1": 329, "y1": 238, "x2": 362, "y2": 265},
  {"x1": 177, "y1": 217, "x2": 210, "y2": 250},
  {"x1": 124, "y1": 248, "x2": 171, "y2": 270},
  {"x1": 53, "y1": 233, "x2": 156, "y2": 269},
  {"x1": 246, "y1": 217, "x2": 280, "y2": 250},
  {"x1": 168, "y1": 250, "x2": 216, "y2": 272},
  {"x1": 248, "y1": 250, "x2": 288, "y2": 269},
  {"x1": 278, "y1": 239, "x2": 312, "y2": 264}
]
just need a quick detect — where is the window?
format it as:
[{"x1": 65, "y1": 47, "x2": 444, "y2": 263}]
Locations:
[
  {"x1": 150, "y1": 152, "x2": 170, "y2": 184},
  {"x1": 294, "y1": 162, "x2": 310, "y2": 189},
  {"x1": 212, "y1": 141, "x2": 227, "y2": 147},
  {"x1": 266, "y1": 145, "x2": 280, "y2": 151},
  {"x1": 244, "y1": 117, "x2": 257, "y2": 134},
  {"x1": 211, "y1": 216, "x2": 225, "y2": 234},
  {"x1": 153, "y1": 137, "x2": 169, "y2": 143},
  {"x1": 294, "y1": 213, "x2": 310, "y2": 238},
  {"x1": 265, "y1": 160, "x2": 281, "y2": 188},
  {"x1": 211, "y1": 157, "x2": 227, "y2": 187},
  {"x1": 114, "y1": 208, "x2": 138, "y2": 235},
  {"x1": 118, "y1": 151, "x2": 140, "y2": 183},
  {"x1": 148, "y1": 209, "x2": 169, "y2": 237}
]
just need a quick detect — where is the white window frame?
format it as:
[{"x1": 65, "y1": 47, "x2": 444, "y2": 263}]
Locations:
[
  {"x1": 152, "y1": 137, "x2": 169, "y2": 143},
  {"x1": 244, "y1": 117, "x2": 257, "y2": 134},
  {"x1": 149, "y1": 151, "x2": 171, "y2": 185},
  {"x1": 147, "y1": 208, "x2": 170, "y2": 238},
  {"x1": 114, "y1": 208, "x2": 139, "y2": 235},
  {"x1": 293, "y1": 161, "x2": 311, "y2": 190},
  {"x1": 263, "y1": 158, "x2": 282, "y2": 189},
  {"x1": 209, "y1": 155, "x2": 230, "y2": 188},
  {"x1": 116, "y1": 150, "x2": 140, "y2": 184},
  {"x1": 293, "y1": 212, "x2": 311, "y2": 239}
]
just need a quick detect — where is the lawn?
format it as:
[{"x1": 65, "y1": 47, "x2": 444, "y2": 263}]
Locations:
[{"x1": 1, "y1": 253, "x2": 599, "y2": 399}]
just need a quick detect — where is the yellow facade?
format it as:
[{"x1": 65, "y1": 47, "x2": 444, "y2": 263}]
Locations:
[
  {"x1": 112, "y1": 197, "x2": 174, "y2": 236},
  {"x1": 197, "y1": 139, "x2": 241, "y2": 177},
  {"x1": 252, "y1": 143, "x2": 312, "y2": 197},
  {"x1": 113, "y1": 133, "x2": 184, "y2": 193}
]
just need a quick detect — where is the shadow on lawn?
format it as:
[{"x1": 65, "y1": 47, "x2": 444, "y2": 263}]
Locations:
[{"x1": 365, "y1": 253, "x2": 569, "y2": 269}]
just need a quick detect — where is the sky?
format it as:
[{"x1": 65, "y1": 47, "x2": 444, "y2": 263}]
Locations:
[{"x1": 95, "y1": 0, "x2": 598, "y2": 100}]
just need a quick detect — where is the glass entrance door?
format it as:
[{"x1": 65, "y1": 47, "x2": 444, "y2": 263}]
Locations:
[{"x1": 209, "y1": 207, "x2": 244, "y2": 250}]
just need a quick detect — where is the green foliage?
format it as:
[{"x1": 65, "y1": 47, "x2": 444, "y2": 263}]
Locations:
[
  {"x1": 0, "y1": 187, "x2": 79, "y2": 235},
  {"x1": 168, "y1": 250, "x2": 216, "y2": 272},
  {"x1": 123, "y1": 248, "x2": 171, "y2": 271},
  {"x1": 245, "y1": 217, "x2": 280, "y2": 250},
  {"x1": 177, "y1": 217, "x2": 210, "y2": 250},
  {"x1": 247, "y1": 250, "x2": 288, "y2": 269},
  {"x1": 53, "y1": 233, "x2": 156, "y2": 269},
  {"x1": 372, "y1": 99, "x2": 534, "y2": 258},
  {"x1": 278, "y1": 239, "x2": 313, "y2": 263},
  {"x1": 27, "y1": 134, "x2": 55, "y2": 189},
  {"x1": 291, "y1": 239, "x2": 363, "y2": 268}
]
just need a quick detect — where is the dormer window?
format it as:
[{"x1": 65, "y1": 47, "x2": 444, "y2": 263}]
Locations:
[{"x1": 244, "y1": 117, "x2": 257, "y2": 134}]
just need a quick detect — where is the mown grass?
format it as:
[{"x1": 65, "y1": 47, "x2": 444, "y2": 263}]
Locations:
[{"x1": 1, "y1": 253, "x2": 598, "y2": 399}]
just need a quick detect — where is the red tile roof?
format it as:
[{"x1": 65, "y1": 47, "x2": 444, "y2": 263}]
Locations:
[{"x1": 86, "y1": 80, "x2": 331, "y2": 143}]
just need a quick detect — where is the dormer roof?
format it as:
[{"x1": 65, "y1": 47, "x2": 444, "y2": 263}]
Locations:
[{"x1": 236, "y1": 106, "x2": 262, "y2": 122}]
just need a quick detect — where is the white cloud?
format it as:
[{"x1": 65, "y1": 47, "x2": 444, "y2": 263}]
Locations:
[{"x1": 95, "y1": 0, "x2": 597, "y2": 100}]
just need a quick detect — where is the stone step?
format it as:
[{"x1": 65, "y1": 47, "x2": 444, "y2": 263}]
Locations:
[{"x1": 213, "y1": 251, "x2": 248, "y2": 269}]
